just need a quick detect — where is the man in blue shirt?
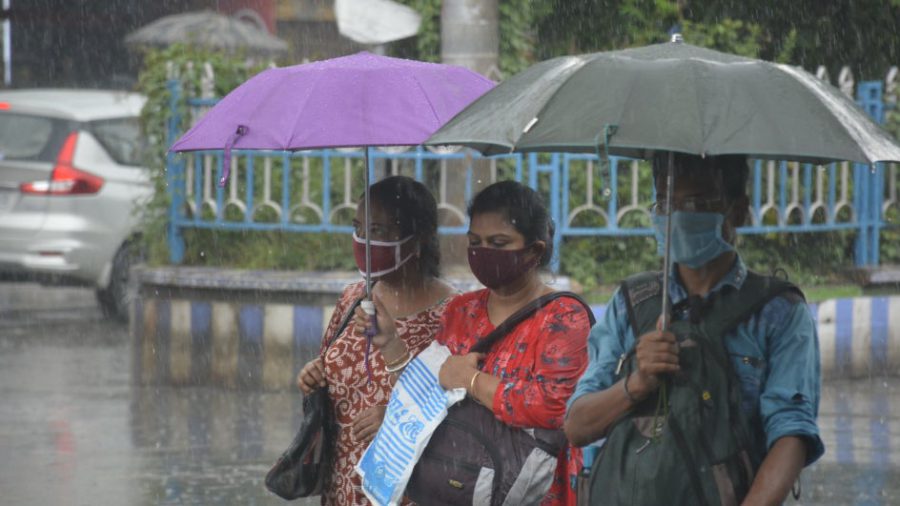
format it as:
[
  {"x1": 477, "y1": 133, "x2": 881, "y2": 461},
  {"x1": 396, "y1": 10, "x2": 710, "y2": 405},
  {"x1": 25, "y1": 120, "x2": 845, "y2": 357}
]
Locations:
[{"x1": 565, "y1": 153, "x2": 823, "y2": 505}]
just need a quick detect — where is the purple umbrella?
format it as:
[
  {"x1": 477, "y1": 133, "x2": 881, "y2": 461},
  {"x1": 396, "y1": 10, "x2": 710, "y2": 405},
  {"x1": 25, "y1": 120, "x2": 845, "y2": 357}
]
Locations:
[
  {"x1": 170, "y1": 51, "x2": 494, "y2": 377},
  {"x1": 172, "y1": 51, "x2": 494, "y2": 155}
]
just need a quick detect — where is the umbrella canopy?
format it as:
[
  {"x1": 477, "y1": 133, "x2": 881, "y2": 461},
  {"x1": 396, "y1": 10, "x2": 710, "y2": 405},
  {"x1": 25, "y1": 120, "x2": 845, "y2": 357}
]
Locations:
[
  {"x1": 125, "y1": 10, "x2": 288, "y2": 57},
  {"x1": 427, "y1": 39, "x2": 900, "y2": 165},
  {"x1": 172, "y1": 51, "x2": 495, "y2": 153}
]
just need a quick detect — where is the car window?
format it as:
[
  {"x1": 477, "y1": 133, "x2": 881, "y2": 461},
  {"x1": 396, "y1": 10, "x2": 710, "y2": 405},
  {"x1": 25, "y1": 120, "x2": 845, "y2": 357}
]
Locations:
[
  {"x1": 0, "y1": 113, "x2": 56, "y2": 161},
  {"x1": 90, "y1": 117, "x2": 145, "y2": 166}
]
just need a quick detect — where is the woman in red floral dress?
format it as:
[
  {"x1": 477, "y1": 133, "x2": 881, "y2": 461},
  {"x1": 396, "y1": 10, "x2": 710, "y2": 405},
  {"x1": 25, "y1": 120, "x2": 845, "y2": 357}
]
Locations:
[
  {"x1": 297, "y1": 176, "x2": 455, "y2": 506},
  {"x1": 362, "y1": 181, "x2": 591, "y2": 506}
]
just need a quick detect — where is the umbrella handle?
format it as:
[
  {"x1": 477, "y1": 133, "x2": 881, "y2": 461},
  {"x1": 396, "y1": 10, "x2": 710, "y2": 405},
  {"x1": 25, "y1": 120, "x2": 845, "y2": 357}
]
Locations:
[
  {"x1": 361, "y1": 301, "x2": 378, "y2": 383},
  {"x1": 593, "y1": 124, "x2": 618, "y2": 196},
  {"x1": 219, "y1": 125, "x2": 248, "y2": 188},
  {"x1": 365, "y1": 314, "x2": 379, "y2": 337}
]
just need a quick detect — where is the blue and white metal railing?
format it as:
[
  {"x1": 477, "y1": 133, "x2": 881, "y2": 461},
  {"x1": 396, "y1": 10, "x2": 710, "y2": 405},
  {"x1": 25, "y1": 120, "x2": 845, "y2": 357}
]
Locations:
[{"x1": 165, "y1": 79, "x2": 900, "y2": 269}]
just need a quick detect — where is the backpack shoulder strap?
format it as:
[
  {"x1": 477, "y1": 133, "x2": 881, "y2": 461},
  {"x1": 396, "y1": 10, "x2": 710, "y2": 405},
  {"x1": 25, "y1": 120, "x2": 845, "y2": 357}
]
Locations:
[
  {"x1": 619, "y1": 271, "x2": 663, "y2": 338},
  {"x1": 701, "y1": 271, "x2": 805, "y2": 339},
  {"x1": 469, "y1": 291, "x2": 596, "y2": 354}
]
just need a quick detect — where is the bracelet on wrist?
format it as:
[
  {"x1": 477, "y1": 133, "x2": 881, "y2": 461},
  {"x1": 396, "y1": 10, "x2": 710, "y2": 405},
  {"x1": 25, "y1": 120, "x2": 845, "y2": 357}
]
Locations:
[
  {"x1": 384, "y1": 352, "x2": 413, "y2": 373},
  {"x1": 383, "y1": 345, "x2": 410, "y2": 368},
  {"x1": 468, "y1": 371, "x2": 482, "y2": 397}
]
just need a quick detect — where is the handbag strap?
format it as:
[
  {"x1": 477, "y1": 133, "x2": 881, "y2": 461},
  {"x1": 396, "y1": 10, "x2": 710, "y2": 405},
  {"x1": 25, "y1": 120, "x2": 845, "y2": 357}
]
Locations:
[
  {"x1": 469, "y1": 291, "x2": 596, "y2": 354},
  {"x1": 322, "y1": 282, "x2": 377, "y2": 354}
]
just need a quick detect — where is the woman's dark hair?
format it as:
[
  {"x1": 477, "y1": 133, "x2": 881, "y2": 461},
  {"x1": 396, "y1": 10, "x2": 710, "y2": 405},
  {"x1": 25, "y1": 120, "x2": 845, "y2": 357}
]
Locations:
[
  {"x1": 467, "y1": 180, "x2": 555, "y2": 268},
  {"x1": 367, "y1": 175, "x2": 440, "y2": 277},
  {"x1": 651, "y1": 152, "x2": 749, "y2": 203}
]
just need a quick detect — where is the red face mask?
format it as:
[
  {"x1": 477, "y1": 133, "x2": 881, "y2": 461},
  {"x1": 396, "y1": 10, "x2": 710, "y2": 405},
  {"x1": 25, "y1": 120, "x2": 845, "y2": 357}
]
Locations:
[
  {"x1": 467, "y1": 245, "x2": 540, "y2": 289},
  {"x1": 353, "y1": 232, "x2": 416, "y2": 278}
]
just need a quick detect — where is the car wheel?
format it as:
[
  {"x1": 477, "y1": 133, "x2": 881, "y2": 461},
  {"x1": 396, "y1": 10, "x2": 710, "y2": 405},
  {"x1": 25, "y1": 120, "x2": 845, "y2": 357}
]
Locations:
[{"x1": 96, "y1": 241, "x2": 144, "y2": 323}]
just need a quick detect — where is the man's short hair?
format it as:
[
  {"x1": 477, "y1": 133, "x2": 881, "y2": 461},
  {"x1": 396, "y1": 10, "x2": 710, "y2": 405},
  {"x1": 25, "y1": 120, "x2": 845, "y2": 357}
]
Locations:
[{"x1": 651, "y1": 152, "x2": 750, "y2": 203}]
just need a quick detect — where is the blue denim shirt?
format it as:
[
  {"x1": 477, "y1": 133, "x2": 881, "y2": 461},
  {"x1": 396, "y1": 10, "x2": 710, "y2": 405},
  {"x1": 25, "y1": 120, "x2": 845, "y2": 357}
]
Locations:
[{"x1": 568, "y1": 256, "x2": 825, "y2": 465}]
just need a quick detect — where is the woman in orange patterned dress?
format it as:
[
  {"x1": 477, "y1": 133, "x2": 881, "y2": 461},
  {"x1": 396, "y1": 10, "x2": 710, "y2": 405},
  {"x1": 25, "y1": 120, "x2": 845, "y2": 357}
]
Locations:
[{"x1": 297, "y1": 176, "x2": 455, "y2": 505}]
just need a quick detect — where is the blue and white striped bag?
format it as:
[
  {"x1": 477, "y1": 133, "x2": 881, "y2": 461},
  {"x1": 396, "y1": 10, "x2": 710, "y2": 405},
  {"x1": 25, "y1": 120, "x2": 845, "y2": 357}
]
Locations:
[{"x1": 356, "y1": 342, "x2": 466, "y2": 506}]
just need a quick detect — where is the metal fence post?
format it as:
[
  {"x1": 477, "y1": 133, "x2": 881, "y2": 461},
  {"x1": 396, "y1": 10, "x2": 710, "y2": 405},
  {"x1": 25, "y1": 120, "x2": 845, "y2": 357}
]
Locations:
[
  {"x1": 856, "y1": 81, "x2": 885, "y2": 267},
  {"x1": 166, "y1": 79, "x2": 186, "y2": 264},
  {"x1": 853, "y1": 162, "x2": 869, "y2": 267}
]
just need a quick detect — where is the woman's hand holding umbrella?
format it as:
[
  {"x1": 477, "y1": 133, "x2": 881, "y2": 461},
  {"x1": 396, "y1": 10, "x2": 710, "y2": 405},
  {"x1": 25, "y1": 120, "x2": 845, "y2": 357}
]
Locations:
[{"x1": 353, "y1": 296, "x2": 406, "y2": 364}]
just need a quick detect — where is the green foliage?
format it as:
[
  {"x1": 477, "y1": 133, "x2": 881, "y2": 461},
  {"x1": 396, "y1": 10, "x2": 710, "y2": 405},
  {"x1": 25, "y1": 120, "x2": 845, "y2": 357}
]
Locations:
[
  {"x1": 535, "y1": 0, "x2": 900, "y2": 80},
  {"x1": 562, "y1": 236, "x2": 659, "y2": 290},
  {"x1": 679, "y1": 18, "x2": 762, "y2": 57},
  {"x1": 177, "y1": 230, "x2": 353, "y2": 271},
  {"x1": 498, "y1": 1, "x2": 538, "y2": 76},
  {"x1": 738, "y1": 232, "x2": 855, "y2": 286},
  {"x1": 534, "y1": 0, "x2": 679, "y2": 57},
  {"x1": 136, "y1": 44, "x2": 268, "y2": 266},
  {"x1": 392, "y1": 0, "x2": 441, "y2": 62}
]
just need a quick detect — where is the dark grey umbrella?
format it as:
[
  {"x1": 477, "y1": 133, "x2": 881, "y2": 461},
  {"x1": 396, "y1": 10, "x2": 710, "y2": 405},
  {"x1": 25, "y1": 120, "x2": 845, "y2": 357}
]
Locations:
[
  {"x1": 427, "y1": 36, "x2": 900, "y2": 326},
  {"x1": 428, "y1": 38, "x2": 900, "y2": 165},
  {"x1": 125, "y1": 10, "x2": 288, "y2": 57}
]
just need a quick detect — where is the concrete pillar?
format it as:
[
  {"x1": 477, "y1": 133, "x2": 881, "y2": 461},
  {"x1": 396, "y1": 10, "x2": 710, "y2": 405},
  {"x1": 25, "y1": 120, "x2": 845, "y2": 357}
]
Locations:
[{"x1": 441, "y1": 0, "x2": 500, "y2": 79}]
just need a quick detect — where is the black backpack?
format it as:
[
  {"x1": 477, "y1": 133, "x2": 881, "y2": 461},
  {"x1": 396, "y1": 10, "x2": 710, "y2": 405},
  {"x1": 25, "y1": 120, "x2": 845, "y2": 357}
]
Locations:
[
  {"x1": 406, "y1": 291, "x2": 596, "y2": 506},
  {"x1": 587, "y1": 270, "x2": 802, "y2": 506}
]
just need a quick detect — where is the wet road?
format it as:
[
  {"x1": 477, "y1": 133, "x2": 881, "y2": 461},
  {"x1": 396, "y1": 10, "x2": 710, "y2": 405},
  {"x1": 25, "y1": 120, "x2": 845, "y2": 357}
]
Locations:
[{"x1": 0, "y1": 283, "x2": 897, "y2": 505}]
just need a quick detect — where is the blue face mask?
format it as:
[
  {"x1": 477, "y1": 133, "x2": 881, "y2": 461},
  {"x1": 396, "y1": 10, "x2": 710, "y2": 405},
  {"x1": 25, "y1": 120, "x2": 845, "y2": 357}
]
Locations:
[{"x1": 652, "y1": 211, "x2": 734, "y2": 268}]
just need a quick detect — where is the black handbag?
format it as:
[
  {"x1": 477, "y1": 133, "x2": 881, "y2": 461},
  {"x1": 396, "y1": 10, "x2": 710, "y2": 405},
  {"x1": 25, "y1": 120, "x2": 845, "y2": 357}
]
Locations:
[
  {"x1": 405, "y1": 292, "x2": 595, "y2": 506},
  {"x1": 265, "y1": 293, "x2": 368, "y2": 499}
]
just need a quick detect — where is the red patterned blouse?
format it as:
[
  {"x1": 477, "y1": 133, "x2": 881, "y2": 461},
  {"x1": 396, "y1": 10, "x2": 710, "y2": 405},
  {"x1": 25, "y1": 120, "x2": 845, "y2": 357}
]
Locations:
[
  {"x1": 436, "y1": 289, "x2": 591, "y2": 506},
  {"x1": 320, "y1": 281, "x2": 451, "y2": 506}
]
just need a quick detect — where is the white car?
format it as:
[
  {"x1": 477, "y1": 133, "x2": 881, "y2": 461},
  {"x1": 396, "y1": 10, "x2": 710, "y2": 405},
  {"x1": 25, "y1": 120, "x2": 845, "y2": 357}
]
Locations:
[{"x1": 0, "y1": 89, "x2": 151, "y2": 321}]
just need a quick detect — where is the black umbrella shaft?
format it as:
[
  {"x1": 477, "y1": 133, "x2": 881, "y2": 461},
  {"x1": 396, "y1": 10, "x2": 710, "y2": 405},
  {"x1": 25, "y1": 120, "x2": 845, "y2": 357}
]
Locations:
[{"x1": 660, "y1": 152, "x2": 674, "y2": 330}]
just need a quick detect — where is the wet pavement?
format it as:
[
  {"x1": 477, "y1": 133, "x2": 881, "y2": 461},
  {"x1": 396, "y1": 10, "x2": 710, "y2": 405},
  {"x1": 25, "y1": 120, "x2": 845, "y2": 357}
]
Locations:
[{"x1": 0, "y1": 283, "x2": 897, "y2": 505}]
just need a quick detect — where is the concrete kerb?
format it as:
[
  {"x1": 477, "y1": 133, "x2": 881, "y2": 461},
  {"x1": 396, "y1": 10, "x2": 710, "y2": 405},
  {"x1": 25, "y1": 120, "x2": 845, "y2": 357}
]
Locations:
[{"x1": 132, "y1": 266, "x2": 898, "y2": 391}]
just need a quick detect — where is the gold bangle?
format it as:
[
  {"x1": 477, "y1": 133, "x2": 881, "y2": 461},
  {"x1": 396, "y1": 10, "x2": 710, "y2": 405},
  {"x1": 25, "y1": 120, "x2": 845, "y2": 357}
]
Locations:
[
  {"x1": 384, "y1": 350, "x2": 415, "y2": 374},
  {"x1": 385, "y1": 353, "x2": 413, "y2": 373},
  {"x1": 383, "y1": 345, "x2": 410, "y2": 368},
  {"x1": 468, "y1": 371, "x2": 481, "y2": 397}
]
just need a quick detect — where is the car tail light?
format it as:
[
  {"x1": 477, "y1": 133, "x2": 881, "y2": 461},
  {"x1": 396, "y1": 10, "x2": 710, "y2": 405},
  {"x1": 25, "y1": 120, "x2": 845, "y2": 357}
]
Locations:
[{"x1": 20, "y1": 132, "x2": 104, "y2": 195}]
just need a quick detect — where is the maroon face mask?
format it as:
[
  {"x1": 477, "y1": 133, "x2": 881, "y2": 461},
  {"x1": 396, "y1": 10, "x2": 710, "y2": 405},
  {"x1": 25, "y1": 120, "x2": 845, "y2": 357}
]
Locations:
[
  {"x1": 353, "y1": 232, "x2": 416, "y2": 278},
  {"x1": 467, "y1": 245, "x2": 540, "y2": 289}
]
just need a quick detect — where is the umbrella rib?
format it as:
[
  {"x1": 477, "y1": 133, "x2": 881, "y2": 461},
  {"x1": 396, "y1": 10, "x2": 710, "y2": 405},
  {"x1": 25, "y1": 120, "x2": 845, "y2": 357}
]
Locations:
[
  {"x1": 691, "y1": 59, "x2": 711, "y2": 155},
  {"x1": 516, "y1": 56, "x2": 592, "y2": 149},
  {"x1": 408, "y1": 74, "x2": 443, "y2": 129},
  {"x1": 775, "y1": 64, "x2": 887, "y2": 164},
  {"x1": 285, "y1": 71, "x2": 330, "y2": 149},
  {"x1": 602, "y1": 59, "x2": 642, "y2": 150}
]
